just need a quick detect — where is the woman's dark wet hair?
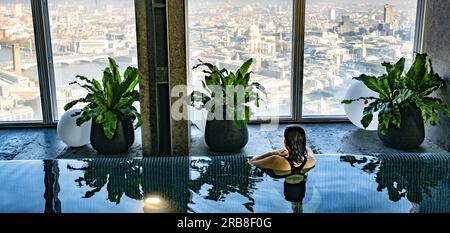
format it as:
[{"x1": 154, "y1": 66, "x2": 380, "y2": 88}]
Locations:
[{"x1": 284, "y1": 126, "x2": 307, "y2": 164}]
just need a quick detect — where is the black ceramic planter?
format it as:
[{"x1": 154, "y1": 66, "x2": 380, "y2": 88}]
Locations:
[
  {"x1": 91, "y1": 117, "x2": 135, "y2": 154},
  {"x1": 378, "y1": 105, "x2": 425, "y2": 149},
  {"x1": 204, "y1": 119, "x2": 249, "y2": 153}
]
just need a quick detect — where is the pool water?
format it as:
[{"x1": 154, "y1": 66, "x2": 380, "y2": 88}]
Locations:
[{"x1": 0, "y1": 154, "x2": 449, "y2": 213}]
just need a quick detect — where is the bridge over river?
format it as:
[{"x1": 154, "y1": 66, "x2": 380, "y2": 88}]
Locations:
[{"x1": 0, "y1": 54, "x2": 110, "y2": 70}]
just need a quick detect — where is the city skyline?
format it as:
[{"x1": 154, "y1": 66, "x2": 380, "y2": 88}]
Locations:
[
  {"x1": 188, "y1": 0, "x2": 417, "y2": 116},
  {"x1": 1, "y1": 0, "x2": 418, "y2": 121},
  {"x1": 0, "y1": 1, "x2": 137, "y2": 120}
]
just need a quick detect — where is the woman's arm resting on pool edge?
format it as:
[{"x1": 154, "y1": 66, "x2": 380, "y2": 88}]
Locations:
[
  {"x1": 249, "y1": 149, "x2": 287, "y2": 162},
  {"x1": 249, "y1": 155, "x2": 288, "y2": 170}
]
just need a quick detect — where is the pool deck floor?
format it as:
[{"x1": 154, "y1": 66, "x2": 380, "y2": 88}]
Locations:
[
  {"x1": 190, "y1": 123, "x2": 448, "y2": 156},
  {"x1": 0, "y1": 123, "x2": 447, "y2": 160}
]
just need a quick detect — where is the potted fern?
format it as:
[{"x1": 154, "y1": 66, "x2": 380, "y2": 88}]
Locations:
[
  {"x1": 190, "y1": 58, "x2": 266, "y2": 153},
  {"x1": 64, "y1": 57, "x2": 141, "y2": 154},
  {"x1": 342, "y1": 54, "x2": 450, "y2": 149}
]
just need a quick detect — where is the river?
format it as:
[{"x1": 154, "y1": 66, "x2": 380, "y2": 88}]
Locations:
[{"x1": 1, "y1": 46, "x2": 137, "y2": 87}]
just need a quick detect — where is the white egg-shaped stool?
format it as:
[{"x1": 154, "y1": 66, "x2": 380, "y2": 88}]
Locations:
[
  {"x1": 57, "y1": 109, "x2": 92, "y2": 147},
  {"x1": 344, "y1": 80, "x2": 379, "y2": 131}
]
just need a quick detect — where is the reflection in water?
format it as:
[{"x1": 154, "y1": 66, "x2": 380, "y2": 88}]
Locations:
[
  {"x1": 28, "y1": 154, "x2": 450, "y2": 213},
  {"x1": 66, "y1": 156, "x2": 264, "y2": 212},
  {"x1": 264, "y1": 169, "x2": 313, "y2": 213},
  {"x1": 340, "y1": 154, "x2": 450, "y2": 212},
  {"x1": 67, "y1": 158, "x2": 191, "y2": 213},
  {"x1": 284, "y1": 178, "x2": 307, "y2": 213},
  {"x1": 189, "y1": 156, "x2": 260, "y2": 212},
  {"x1": 43, "y1": 160, "x2": 61, "y2": 213},
  {"x1": 69, "y1": 159, "x2": 143, "y2": 203}
]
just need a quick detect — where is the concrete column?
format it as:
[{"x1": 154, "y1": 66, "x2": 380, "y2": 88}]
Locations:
[
  {"x1": 135, "y1": 0, "x2": 189, "y2": 156},
  {"x1": 135, "y1": 0, "x2": 155, "y2": 156},
  {"x1": 422, "y1": 0, "x2": 450, "y2": 151},
  {"x1": 167, "y1": 0, "x2": 190, "y2": 155}
]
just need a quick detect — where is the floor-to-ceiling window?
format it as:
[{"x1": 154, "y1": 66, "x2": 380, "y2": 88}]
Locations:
[
  {"x1": 0, "y1": 0, "x2": 42, "y2": 122},
  {"x1": 188, "y1": 0, "x2": 294, "y2": 118},
  {"x1": 48, "y1": 0, "x2": 138, "y2": 118},
  {"x1": 0, "y1": 0, "x2": 138, "y2": 125},
  {"x1": 302, "y1": 0, "x2": 418, "y2": 117}
]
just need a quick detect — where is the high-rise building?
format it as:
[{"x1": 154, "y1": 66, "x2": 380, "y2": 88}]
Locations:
[
  {"x1": 384, "y1": 4, "x2": 394, "y2": 24},
  {"x1": 328, "y1": 8, "x2": 336, "y2": 21},
  {"x1": 12, "y1": 44, "x2": 22, "y2": 75},
  {"x1": 342, "y1": 15, "x2": 350, "y2": 23},
  {"x1": 378, "y1": 23, "x2": 393, "y2": 36},
  {"x1": 338, "y1": 16, "x2": 353, "y2": 34}
]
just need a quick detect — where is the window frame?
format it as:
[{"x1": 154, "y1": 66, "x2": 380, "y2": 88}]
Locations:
[
  {"x1": 31, "y1": 0, "x2": 58, "y2": 125},
  {"x1": 0, "y1": 0, "x2": 426, "y2": 128}
]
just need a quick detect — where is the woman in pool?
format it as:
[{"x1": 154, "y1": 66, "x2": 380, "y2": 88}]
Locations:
[
  {"x1": 250, "y1": 126, "x2": 316, "y2": 213},
  {"x1": 249, "y1": 125, "x2": 316, "y2": 175}
]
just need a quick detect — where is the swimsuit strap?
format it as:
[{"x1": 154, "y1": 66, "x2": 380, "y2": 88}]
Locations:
[
  {"x1": 293, "y1": 154, "x2": 308, "y2": 175},
  {"x1": 279, "y1": 153, "x2": 308, "y2": 176}
]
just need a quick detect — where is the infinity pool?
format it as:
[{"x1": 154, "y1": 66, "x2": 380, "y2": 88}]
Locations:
[{"x1": 0, "y1": 154, "x2": 449, "y2": 213}]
